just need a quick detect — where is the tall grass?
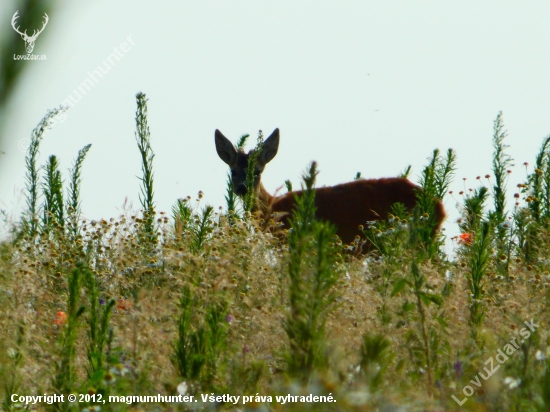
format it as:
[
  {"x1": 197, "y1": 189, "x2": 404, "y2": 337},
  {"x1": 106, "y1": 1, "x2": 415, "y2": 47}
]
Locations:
[{"x1": 4, "y1": 104, "x2": 550, "y2": 410}]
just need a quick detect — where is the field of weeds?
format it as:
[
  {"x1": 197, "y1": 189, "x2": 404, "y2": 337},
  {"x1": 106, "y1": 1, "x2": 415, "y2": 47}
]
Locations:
[{"x1": 1, "y1": 94, "x2": 550, "y2": 411}]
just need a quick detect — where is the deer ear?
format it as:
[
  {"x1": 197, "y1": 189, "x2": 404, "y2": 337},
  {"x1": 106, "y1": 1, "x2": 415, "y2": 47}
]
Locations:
[
  {"x1": 259, "y1": 128, "x2": 279, "y2": 165},
  {"x1": 215, "y1": 129, "x2": 238, "y2": 165}
]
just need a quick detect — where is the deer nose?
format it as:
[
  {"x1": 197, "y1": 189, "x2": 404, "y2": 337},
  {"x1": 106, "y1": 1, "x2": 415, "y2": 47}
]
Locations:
[{"x1": 236, "y1": 183, "x2": 247, "y2": 196}]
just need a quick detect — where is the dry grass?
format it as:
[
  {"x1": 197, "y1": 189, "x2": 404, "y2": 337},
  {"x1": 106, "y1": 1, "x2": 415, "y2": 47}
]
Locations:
[{"x1": 0, "y1": 203, "x2": 549, "y2": 411}]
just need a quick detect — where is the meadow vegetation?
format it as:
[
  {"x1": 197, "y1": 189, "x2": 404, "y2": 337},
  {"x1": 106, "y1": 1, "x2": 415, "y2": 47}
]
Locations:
[{"x1": 1, "y1": 95, "x2": 550, "y2": 411}]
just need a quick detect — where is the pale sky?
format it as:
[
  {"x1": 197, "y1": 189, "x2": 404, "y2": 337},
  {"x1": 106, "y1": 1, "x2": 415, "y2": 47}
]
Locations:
[{"x1": 1, "y1": 1, "x2": 550, "y2": 246}]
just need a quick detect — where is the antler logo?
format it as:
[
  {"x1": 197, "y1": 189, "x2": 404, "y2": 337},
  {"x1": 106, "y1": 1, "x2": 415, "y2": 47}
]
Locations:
[{"x1": 11, "y1": 10, "x2": 49, "y2": 54}]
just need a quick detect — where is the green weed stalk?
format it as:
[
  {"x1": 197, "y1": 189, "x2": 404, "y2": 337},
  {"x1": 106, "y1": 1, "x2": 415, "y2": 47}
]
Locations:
[
  {"x1": 204, "y1": 300, "x2": 229, "y2": 383},
  {"x1": 391, "y1": 207, "x2": 447, "y2": 389},
  {"x1": 360, "y1": 207, "x2": 409, "y2": 326},
  {"x1": 360, "y1": 333, "x2": 394, "y2": 391},
  {"x1": 84, "y1": 265, "x2": 115, "y2": 380},
  {"x1": 172, "y1": 286, "x2": 229, "y2": 391},
  {"x1": 416, "y1": 148, "x2": 456, "y2": 258},
  {"x1": 490, "y1": 112, "x2": 513, "y2": 225},
  {"x1": 2, "y1": 324, "x2": 25, "y2": 411},
  {"x1": 171, "y1": 198, "x2": 214, "y2": 254},
  {"x1": 459, "y1": 186, "x2": 489, "y2": 235},
  {"x1": 225, "y1": 171, "x2": 238, "y2": 222},
  {"x1": 173, "y1": 287, "x2": 206, "y2": 382},
  {"x1": 538, "y1": 358, "x2": 550, "y2": 411},
  {"x1": 284, "y1": 179, "x2": 293, "y2": 192},
  {"x1": 67, "y1": 144, "x2": 91, "y2": 237},
  {"x1": 172, "y1": 198, "x2": 193, "y2": 235},
  {"x1": 362, "y1": 203, "x2": 410, "y2": 258},
  {"x1": 398, "y1": 165, "x2": 412, "y2": 179},
  {"x1": 134, "y1": 92, "x2": 157, "y2": 245},
  {"x1": 465, "y1": 221, "x2": 491, "y2": 330},
  {"x1": 53, "y1": 266, "x2": 85, "y2": 402},
  {"x1": 513, "y1": 206, "x2": 536, "y2": 265},
  {"x1": 42, "y1": 155, "x2": 64, "y2": 233},
  {"x1": 490, "y1": 112, "x2": 513, "y2": 276},
  {"x1": 190, "y1": 205, "x2": 214, "y2": 254},
  {"x1": 513, "y1": 135, "x2": 550, "y2": 265},
  {"x1": 228, "y1": 348, "x2": 264, "y2": 396},
  {"x1": 284, "y1": 161, "x2": 342, "y2": 380},
  {"x1": 23, "y1": 106, "x2": 67, "y2": 235},
  {"x1": 527, "y1": 135, "x2": 550, "y2": 223}
]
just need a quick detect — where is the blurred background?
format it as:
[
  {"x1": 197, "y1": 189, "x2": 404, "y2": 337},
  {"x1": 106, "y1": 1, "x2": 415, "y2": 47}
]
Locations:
[{"x1": 1, "y1": 1, "x2": 550, "y2": 247}]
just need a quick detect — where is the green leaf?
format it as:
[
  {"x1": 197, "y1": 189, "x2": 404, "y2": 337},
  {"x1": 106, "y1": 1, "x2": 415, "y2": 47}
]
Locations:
[
  {"x1": 435, "y1": 315, "x2": 449, "y2": 328},
  {"x1": 391, "y1": 278, "x2": 409, "y2": 297},
  {"x1": 76, "y1": 306, "x2": 87, "y2": 318},
  {"x1": 402, "y1": 301, "x2": 415, "y2": 313},
  {"x1": 420, "y1": 292, "x2": 442, "y2": 306}
]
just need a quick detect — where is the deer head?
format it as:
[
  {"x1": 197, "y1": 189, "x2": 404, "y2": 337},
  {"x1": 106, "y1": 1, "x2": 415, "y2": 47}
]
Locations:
[
  {"x1": 215, "y1": 128, "x2": 280, "y2": 196},
  {"x1": 12, "y1": 11, "x2": 49, "y2": 54}
]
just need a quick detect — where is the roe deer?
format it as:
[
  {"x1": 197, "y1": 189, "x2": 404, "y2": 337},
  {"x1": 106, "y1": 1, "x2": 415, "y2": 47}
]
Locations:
[{"x1": 215, "y1": 128, "x2": 445, "y2": 248}]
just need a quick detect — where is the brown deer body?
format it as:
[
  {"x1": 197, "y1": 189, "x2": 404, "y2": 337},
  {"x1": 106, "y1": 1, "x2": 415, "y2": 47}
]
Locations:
[{"x1": 215, "y1": 128, "x2": 445, "y2": 247}]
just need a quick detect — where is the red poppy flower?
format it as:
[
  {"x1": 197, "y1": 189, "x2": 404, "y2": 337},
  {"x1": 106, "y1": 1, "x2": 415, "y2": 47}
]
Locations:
[
  {"x1": 54, "y1": 311, "x2": 67, "y2": 325},
  {"x1": 117, "y1": 299, "x2": 132, "y2": 311},
  {"x1": 458, "y1": 233, "x2": 473, "y2": 245}
]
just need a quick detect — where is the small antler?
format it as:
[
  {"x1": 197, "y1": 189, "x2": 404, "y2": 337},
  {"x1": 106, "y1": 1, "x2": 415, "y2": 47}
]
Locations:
[
  {"x1": 29, "y1": 13, "x2": 49, "y2": 40},
  {"x1": 11, "y1": 10, "x2": 26, "y2": 37}
]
